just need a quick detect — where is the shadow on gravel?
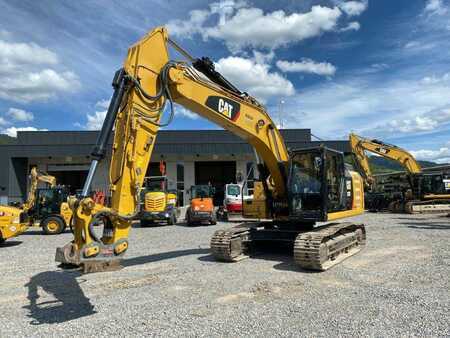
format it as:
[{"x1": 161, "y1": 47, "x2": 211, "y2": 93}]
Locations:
[
  {"x1": 122, "y1": 248, "x2": 210, "y2": 267},
  {"x1": 0, "y1": 240, "x2": 22, "y2": 247},
  {"x1": 252, "y1": 249, "x2": 321, "y2": 273},
  {"x1": 176, "y1": 222, "x2": 214, "y2": 227},
  {"x1": 198, "y1": 245, "x2": 320, "y2": 273},
  {"x1": 24, "y1": 270, "x2": 95, "y2": 325},
  {"x1": 131, "y1": 222, "x2": 174, "y2": 228},
  {"x1": 401, "y1": 222, "x2": 450, "y2": 230},
  {"x1": 20, "y1": 229, "x2": 72, "y2": 235},
  {"x1": 394, "y1": 217, "x2": 436, "y2": 221}
]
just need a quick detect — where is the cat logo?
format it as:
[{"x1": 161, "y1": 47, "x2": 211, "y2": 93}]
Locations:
[
  {"x1": 218, "y1": 98, "x2": 233, "y2": 118},
  {"x1": 376, "y1": 147, "x2": 389, "y2": 154},
  {"x1": 205, "y1": 96, "x2": 240, "y2": 121}
]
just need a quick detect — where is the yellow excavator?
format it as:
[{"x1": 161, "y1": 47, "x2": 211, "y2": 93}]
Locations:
[
  {"x1": 0, "y1": 167, "x2": 57, "y2": 243},
  {"x1": 350, "y1": 133, "x2": 450, "y2": 213},
  {"x1": 56, "y1": 27, "x2": 366, "y2": 273}
]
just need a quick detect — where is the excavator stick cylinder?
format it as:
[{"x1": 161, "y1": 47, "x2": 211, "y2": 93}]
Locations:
[{"x1": 82, "y1": 68, "x2": 128, "y2": 197}]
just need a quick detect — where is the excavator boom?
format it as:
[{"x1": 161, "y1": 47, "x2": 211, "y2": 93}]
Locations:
[{"x1": 349, "y1": 133, "x2": 422, "y2": 182}]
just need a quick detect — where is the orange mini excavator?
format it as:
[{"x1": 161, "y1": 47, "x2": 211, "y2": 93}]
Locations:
[{"x1": 186, "y1": 185, "x2": 217, "y2": 226}]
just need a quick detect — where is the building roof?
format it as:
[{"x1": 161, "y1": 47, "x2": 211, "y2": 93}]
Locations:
[
  {"x1": 13, "y1": 129, "x2": 312, "y2": 145},
  {"x1": 0, "y1": 129, "x2": 350, "y2": 156}
]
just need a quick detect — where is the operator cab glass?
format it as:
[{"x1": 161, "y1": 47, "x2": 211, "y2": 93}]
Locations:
[
  {"x1": 226, "y1": 184, "x2": 241, "y2": 197},
  {"x1": 191, "y1": 185, "x2": 214, "y2": 199},
  {"x1": 144, "y1": 177, "x2": 168, "y2": 193},
  {"x1": 35, "y1": 187, "x2": 69, "y2": 216},
  {"x1": 415, "y1": 173, "x2": 448, "y2": 195},
  {"x1": 288, "y1": 147, "x2": 348, "y2": 221}
]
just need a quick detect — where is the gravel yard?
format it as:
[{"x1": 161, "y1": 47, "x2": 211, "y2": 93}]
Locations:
[{"x1": 0, "y1": 212, "x2": 449, "y2": 337}]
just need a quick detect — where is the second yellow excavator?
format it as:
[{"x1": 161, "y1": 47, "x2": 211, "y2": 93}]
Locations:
[
  {"x1": 56, "y1": 27, "x2": 366, "y2": 273},
  {"x1": 350, "y1": 133, "x2": 450, "y2": 213}
]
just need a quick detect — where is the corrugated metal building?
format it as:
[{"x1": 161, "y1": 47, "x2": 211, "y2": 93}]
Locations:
[{"x1": 0, "y1": 129, "x2": 349, "y2": 205}]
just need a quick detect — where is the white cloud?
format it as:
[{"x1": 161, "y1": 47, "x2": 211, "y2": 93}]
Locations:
[
  {"x1": 338, "y1": 1, "x2": 368, "y2": 17},
  {"x1": 276, "y1": 59, "x2": 336, "y2": 76},
  {"x1": 381, "y1": 116, "x2": 438, "y2": 133},
  {"x1": 85, "y1": 110, "x2": 106, "y2": 130},
  {"x1": 2, "y1": 126, "x2": 48, "y2": 137},
  {"x1": 370, "y1": 63, "x2": 389, "y2": 71},
  {"x1": 166, "y1": 9, "x2": 210, "y2": 39},
  {"x1": 0, "y1": 39, "x2": 80, "y2": 102},
  {"x1": 424, "y1": 0, "x2": 448, "y2": 15},
  {"x1": 278, "y1": 70, "x2": 450, "y2": 139},
  {"x1": 174, "y1": 104, "x2": 198, "y2": 120},
  {"x1": 411, "y1": 147, "x2": 450, "y2": 163},
  {"x1": 95, "y1": 99, "x2": 110, "y2": 109},
  {"x1": 0, "y1": 117, "x2": 8, "y2": 126},
  {"x1": 5, "y1": 108, "x2": 33, "y2": 122},
  {"x1": 421, "y1": 72, "x2": 450, "y2": 84},
  {"x1": 252, "y1": 50, "x2": 275, "y2": 65},
  {"x1": 167, "y1": 3, "x2": 343, "y2": 51},
  {"x1": 81, "y1": 102, "x2": 201, "y2": 128},
  {"x1": 0, "y1": 69, "x2": 80, "y2": 103},
  {"x1": 215, "y1": 56, "x2": 295, "y2": 103},
  {"x1": 81, "y1": 99, "x2": 111, "y2": 130},
  {"x1": 80, "y1": 99, "x2": 113, "y2": 130},
  {"x1": 0, "y1": 39, "x2": 58, "y2": 70},
  {"x1": 340, "y1": 21, "x2": 361, "y2": 31}
]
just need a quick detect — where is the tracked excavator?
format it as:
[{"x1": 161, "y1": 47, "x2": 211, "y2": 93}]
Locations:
[
  {"x1": 0, "y1": 167, "x2": 57, "y2": 242},
  {"x1": 55, "y1": 27, "x2": 366, "y2": 273},
  {"x1": 350, "y1": 133, "x2": 450, "y2": 213}
]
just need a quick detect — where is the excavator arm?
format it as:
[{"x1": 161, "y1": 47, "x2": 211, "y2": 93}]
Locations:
[
  {"x1": 23, "y1": 167, "x2": 57, "y2": 211},
  {"x1": 56, "y1": 27, "x2": 290, "y2": 271},
  {"x1": 349, "y1": 133, "x2": 422, "y2": 187}
]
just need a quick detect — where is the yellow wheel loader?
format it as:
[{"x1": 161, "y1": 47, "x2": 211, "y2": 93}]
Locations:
[{"x1": 140, "y1": 176, "x2": 177, "y2": 226}]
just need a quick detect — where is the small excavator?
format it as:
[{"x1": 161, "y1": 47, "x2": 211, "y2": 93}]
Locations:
[
  {"x1": 350, "y1": 133, "x2": 450, "y2": 213},
  {"x1": 186, "y1": 184, "x2": 216, "y2": 226},
  {"x1": 56, "y1": 27, "x2": 366, "y2": 273}
]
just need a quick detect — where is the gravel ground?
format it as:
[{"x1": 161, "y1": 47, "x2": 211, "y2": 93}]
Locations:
[{"x1": 0, "y1": 212, "x2": 449, "y2": 337}]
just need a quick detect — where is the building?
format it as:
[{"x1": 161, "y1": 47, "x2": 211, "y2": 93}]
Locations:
[{"x1": 0, "y1": 129, "x2": 349, "y2": 205}]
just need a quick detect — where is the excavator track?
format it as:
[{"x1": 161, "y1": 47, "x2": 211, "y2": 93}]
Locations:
[
  {"x1": 405, "y1": 200, "x2": 450, "y2": 214},
  {"x1": 294, "y1": 222, "x2": 366, "y2": 271},
  {"x1": 210, "y1": 226, "x2": 251, "y2": 262}
]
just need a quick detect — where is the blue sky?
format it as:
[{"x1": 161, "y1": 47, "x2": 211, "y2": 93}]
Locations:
[{"x1": 0, "y1": 0, "x2": 449, "y2": 162}]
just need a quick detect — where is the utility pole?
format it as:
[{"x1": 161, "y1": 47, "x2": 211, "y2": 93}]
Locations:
[{"x1": 278, "y1": 99, "x2": 285, "y2": 129}]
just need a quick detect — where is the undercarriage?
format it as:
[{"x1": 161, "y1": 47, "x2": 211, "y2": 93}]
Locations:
[
  {"x1": 211, "y1": 221, "x2": 366, "y2": 271},
  {"x1": 389, "y1": 199, "x2": 450, "y2": 214}
]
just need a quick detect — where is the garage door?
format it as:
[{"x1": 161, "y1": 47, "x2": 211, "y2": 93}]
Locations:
[{"x1": 195, "y1": 161, "x2": 236, "y2": 205}]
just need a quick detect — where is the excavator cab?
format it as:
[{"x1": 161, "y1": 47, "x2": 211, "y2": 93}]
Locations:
[
  {"x1": 33, "y1": 187, "x2": 70, "y2": 217},
  {"x1": 288, "y1": 147, "x2": 349, "y2": 221}
]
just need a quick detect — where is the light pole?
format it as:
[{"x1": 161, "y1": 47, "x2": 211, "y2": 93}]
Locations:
[{"x1": 278, "y1": 99, "x2": 285, "y2": 129}]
